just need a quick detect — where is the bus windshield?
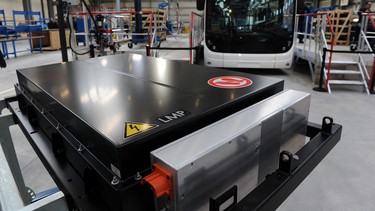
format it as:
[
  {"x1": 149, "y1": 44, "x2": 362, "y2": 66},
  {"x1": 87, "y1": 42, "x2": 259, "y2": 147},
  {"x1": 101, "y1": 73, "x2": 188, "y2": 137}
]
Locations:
[{"x1": 205, "y1": 0, "x2": 296, "y2": 54}]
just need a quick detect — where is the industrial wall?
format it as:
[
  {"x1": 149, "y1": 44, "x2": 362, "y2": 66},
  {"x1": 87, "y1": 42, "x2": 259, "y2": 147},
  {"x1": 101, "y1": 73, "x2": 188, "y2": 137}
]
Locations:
[
  {"x1": 1, "y1": 0, "x2": 49, "y2": 20},
  {"x1": 2, "y1": 1, "x2": 24, "y2": 17},
  {"x1": 102, "y1": 0, "x2": 199, "y2": 26},
  {"x1": 318, "y1": 0, "x2": 374, "y2": 10},
  {"x1": 1, "y1": 0, "x2": 198, "y2": 28}
]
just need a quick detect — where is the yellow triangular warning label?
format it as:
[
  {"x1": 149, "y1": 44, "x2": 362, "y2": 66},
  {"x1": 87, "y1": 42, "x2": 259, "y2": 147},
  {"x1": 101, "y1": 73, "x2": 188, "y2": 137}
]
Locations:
[{"x1": 124, "y1": 122, "x2": 158, "y2": 138}]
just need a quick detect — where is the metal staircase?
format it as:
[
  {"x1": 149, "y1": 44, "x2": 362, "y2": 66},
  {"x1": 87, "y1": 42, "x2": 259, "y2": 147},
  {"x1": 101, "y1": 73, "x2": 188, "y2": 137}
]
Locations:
[
  {"x1": 295, "y1": 12, "x2": 373, "y2": 94},
  {"x1": 322, "y1": 12, "x2": 375, "y2": 94},
  {"x1": 324, "y1": 60, "x2": 370, "y2": 94}
]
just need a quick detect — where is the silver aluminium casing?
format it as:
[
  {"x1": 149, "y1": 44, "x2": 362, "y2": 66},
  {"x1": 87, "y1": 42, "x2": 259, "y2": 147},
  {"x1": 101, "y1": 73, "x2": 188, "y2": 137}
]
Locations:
[{"x1": 151, "y1": 89, "x2": 311, "y2": 211}]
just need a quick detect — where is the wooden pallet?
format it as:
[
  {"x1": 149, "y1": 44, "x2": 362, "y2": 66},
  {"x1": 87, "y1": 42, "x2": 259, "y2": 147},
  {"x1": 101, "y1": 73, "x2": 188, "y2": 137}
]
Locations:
[
  {"x1": 324, "y1": 9, "x2": 353, "y2": 45},
  {"x1": 130, "y1": 9, "x2": 167, "y2": 40},
  {"x1": 32, "y1": 29, "x2": 70, "y2": 50}
]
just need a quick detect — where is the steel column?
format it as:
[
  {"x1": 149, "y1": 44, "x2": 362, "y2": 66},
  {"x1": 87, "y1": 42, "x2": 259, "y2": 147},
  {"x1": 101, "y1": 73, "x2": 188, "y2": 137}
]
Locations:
[
  {"x1": 116, "y1": 0, "x2": 121, "y2": 12},
  {"x1": 47, "y1": 0, "x2": 55, "y2": 19},
  {"x1": 134, "y1": 0, "x2": 142, "y2": 39},
  {"x1": 56, "y1": 0, "x2": 68, "y2": 62},
  {"x1": 41, "y1": 0, "x2": 46, "y2": 23},
  {"x1": 22, "y1": 0, "x2": 32, "y2": 12}
]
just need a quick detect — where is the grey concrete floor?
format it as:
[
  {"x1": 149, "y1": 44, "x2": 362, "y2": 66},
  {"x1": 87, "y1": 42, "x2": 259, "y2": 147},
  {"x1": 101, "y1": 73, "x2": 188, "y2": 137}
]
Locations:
[{"x1": 1, "y1": 38, "x2": 375, "y2": 211}]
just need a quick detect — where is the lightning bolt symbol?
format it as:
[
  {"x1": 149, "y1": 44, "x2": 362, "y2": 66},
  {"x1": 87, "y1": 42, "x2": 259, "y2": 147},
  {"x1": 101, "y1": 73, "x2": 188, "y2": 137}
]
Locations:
[{"x1": 129, "y1": 125, "x2": 140, "y2": 131}]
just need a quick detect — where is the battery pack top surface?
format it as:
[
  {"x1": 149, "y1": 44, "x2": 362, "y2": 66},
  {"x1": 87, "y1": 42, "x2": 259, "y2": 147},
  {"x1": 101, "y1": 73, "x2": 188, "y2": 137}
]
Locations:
[{"x1": 17, "y1": 54, "x2": 283, "y2": 147}]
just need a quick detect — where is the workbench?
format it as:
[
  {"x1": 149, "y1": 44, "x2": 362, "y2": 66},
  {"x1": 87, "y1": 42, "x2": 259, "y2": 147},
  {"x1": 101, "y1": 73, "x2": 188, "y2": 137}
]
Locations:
[{"x1": 0, "y1": 35, "x2": 44, "y2": 59}]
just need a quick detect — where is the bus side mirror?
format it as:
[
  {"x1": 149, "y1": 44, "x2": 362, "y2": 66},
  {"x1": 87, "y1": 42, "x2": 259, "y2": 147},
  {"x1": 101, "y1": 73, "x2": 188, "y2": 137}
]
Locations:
[
  {"x1": 297, "y1": 0, "x2": 305, "y2": 14},
  {"x1": 197, "y1": 0, "x2": 204, "y2": 11}
]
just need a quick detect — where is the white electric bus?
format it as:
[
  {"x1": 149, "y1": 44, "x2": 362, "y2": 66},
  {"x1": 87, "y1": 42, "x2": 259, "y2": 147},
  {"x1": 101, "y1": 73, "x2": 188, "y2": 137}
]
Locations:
[{"x1": 197, "y1": 0, "x2": 301, "y2": 69}]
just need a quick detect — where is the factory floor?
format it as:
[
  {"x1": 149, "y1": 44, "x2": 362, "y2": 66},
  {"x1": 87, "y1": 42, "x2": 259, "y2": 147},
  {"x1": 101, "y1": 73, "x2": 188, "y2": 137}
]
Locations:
[{"x1": 0, "y1": 36, "x2": 375, "y2": 211}]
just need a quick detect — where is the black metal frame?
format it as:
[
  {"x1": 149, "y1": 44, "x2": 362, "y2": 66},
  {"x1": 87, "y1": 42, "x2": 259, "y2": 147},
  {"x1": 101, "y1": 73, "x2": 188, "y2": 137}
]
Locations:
[
  {"x1": 3, "y1": 96, "x2": 342, "y2": 211},
  {"x1": 145, "y1": 46, "x2": 199, "y2": 62},
  {"x1": 56, "y1": 0, "x2": 68, "y2": 62},
  {"x1": 230, "y1": 117, "x2": 342, "y2": 211}
]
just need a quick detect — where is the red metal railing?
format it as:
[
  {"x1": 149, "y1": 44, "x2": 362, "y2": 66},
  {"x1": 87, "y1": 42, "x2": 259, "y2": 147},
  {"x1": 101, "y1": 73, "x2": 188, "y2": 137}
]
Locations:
[
  {"x1": 367, "y1": 14, "x2": 375, "y2": 92},
  {"x1": 321, "y1": 13, "x2": 336, "y2": 91},
  {"x1": 295, "y1": 12, "x2": 335, "y2": 91},
  {"x1": 147, "y1": 12, "x2": 154, "y2": 56}
]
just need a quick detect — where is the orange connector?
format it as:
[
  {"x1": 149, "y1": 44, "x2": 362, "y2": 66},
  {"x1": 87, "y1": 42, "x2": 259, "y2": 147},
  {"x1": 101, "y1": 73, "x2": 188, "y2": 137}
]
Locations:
[{"x1": 142, "y1": 163, "x2": 173, "y2": 200}]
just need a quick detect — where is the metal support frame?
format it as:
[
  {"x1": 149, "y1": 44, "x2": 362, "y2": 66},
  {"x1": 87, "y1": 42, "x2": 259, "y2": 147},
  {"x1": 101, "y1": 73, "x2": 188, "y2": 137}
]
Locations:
[
  {"x1": 230, "y1": 117, "x2": 342, "y2": 211},
  {"x1": 1, "y1": 98, "x2": 68, "y2": 210},
  {"x1": 3, "y1": 94, "x2": 342, "y2": 210},
  {"x1": 6, "y1": 99, "x2": 91, "y2": 210},
  {"x1": 0, "y1": 100, "x2": 31, "y2": 206},
  {"x1": 20, "y1": 191, "x2": 68, "y2": 211}
]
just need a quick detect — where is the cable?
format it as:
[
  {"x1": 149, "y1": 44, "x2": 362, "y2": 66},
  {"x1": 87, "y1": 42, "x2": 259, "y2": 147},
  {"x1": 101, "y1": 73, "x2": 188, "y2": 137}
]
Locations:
[
  {"x1": 81, "y1": 0, "x2": 100, "y2": 43},
  {"x1": 87, "y1": 0, "x2": 94, "y2": 7},
  {"x1": 67, "y1": 5, "x2": 90, "y2": 55}
]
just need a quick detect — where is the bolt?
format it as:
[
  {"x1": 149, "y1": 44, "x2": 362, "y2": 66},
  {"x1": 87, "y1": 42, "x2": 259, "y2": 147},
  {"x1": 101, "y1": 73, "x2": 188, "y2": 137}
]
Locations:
[
  {"x1": 56, "y1": 124, "x2": 62, "y2": 130},
  {"x1": 111, "y1": 176, "x2": 120, "y2": 185},
  {"x1": 293, "y1": 155, "x2": 299, "y2": 160},
  {"x1": 282, "y1": 154, "x2": 290, "y2": 162},
  {"x1": 77, "y1": 144, "x2": 85, "y2": 152},
  {"x1": 255, "y1": 145, "x2": 260, "y2": 153},
  {"x1": 134, "y1": 172, "x2": 142, "y2": 181}
]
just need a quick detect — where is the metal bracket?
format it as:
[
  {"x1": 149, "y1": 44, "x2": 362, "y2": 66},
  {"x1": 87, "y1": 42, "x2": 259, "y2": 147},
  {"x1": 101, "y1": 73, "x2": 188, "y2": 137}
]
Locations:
[
  {"x1": 279, "y1": 151, "x2": 299, "y2": 175},
  {"x1": 0, "y1": 99, "x2": 6, "y2": 114},
  {"x1": 322, "y1": 116, "x2": 333, "y2": 134},
  {"x1": 210, "y1": 186, "x2": 238, "y2": 211},
  {"x1": 0, "y1": 97, "x2": 18, "y2": 115}
]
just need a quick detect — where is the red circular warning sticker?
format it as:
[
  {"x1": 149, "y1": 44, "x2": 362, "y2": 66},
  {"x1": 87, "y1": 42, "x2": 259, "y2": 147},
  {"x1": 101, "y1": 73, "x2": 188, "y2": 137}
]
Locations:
[{"x1": 208, "y1": 76, "x2": 253, "y2": 89}]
